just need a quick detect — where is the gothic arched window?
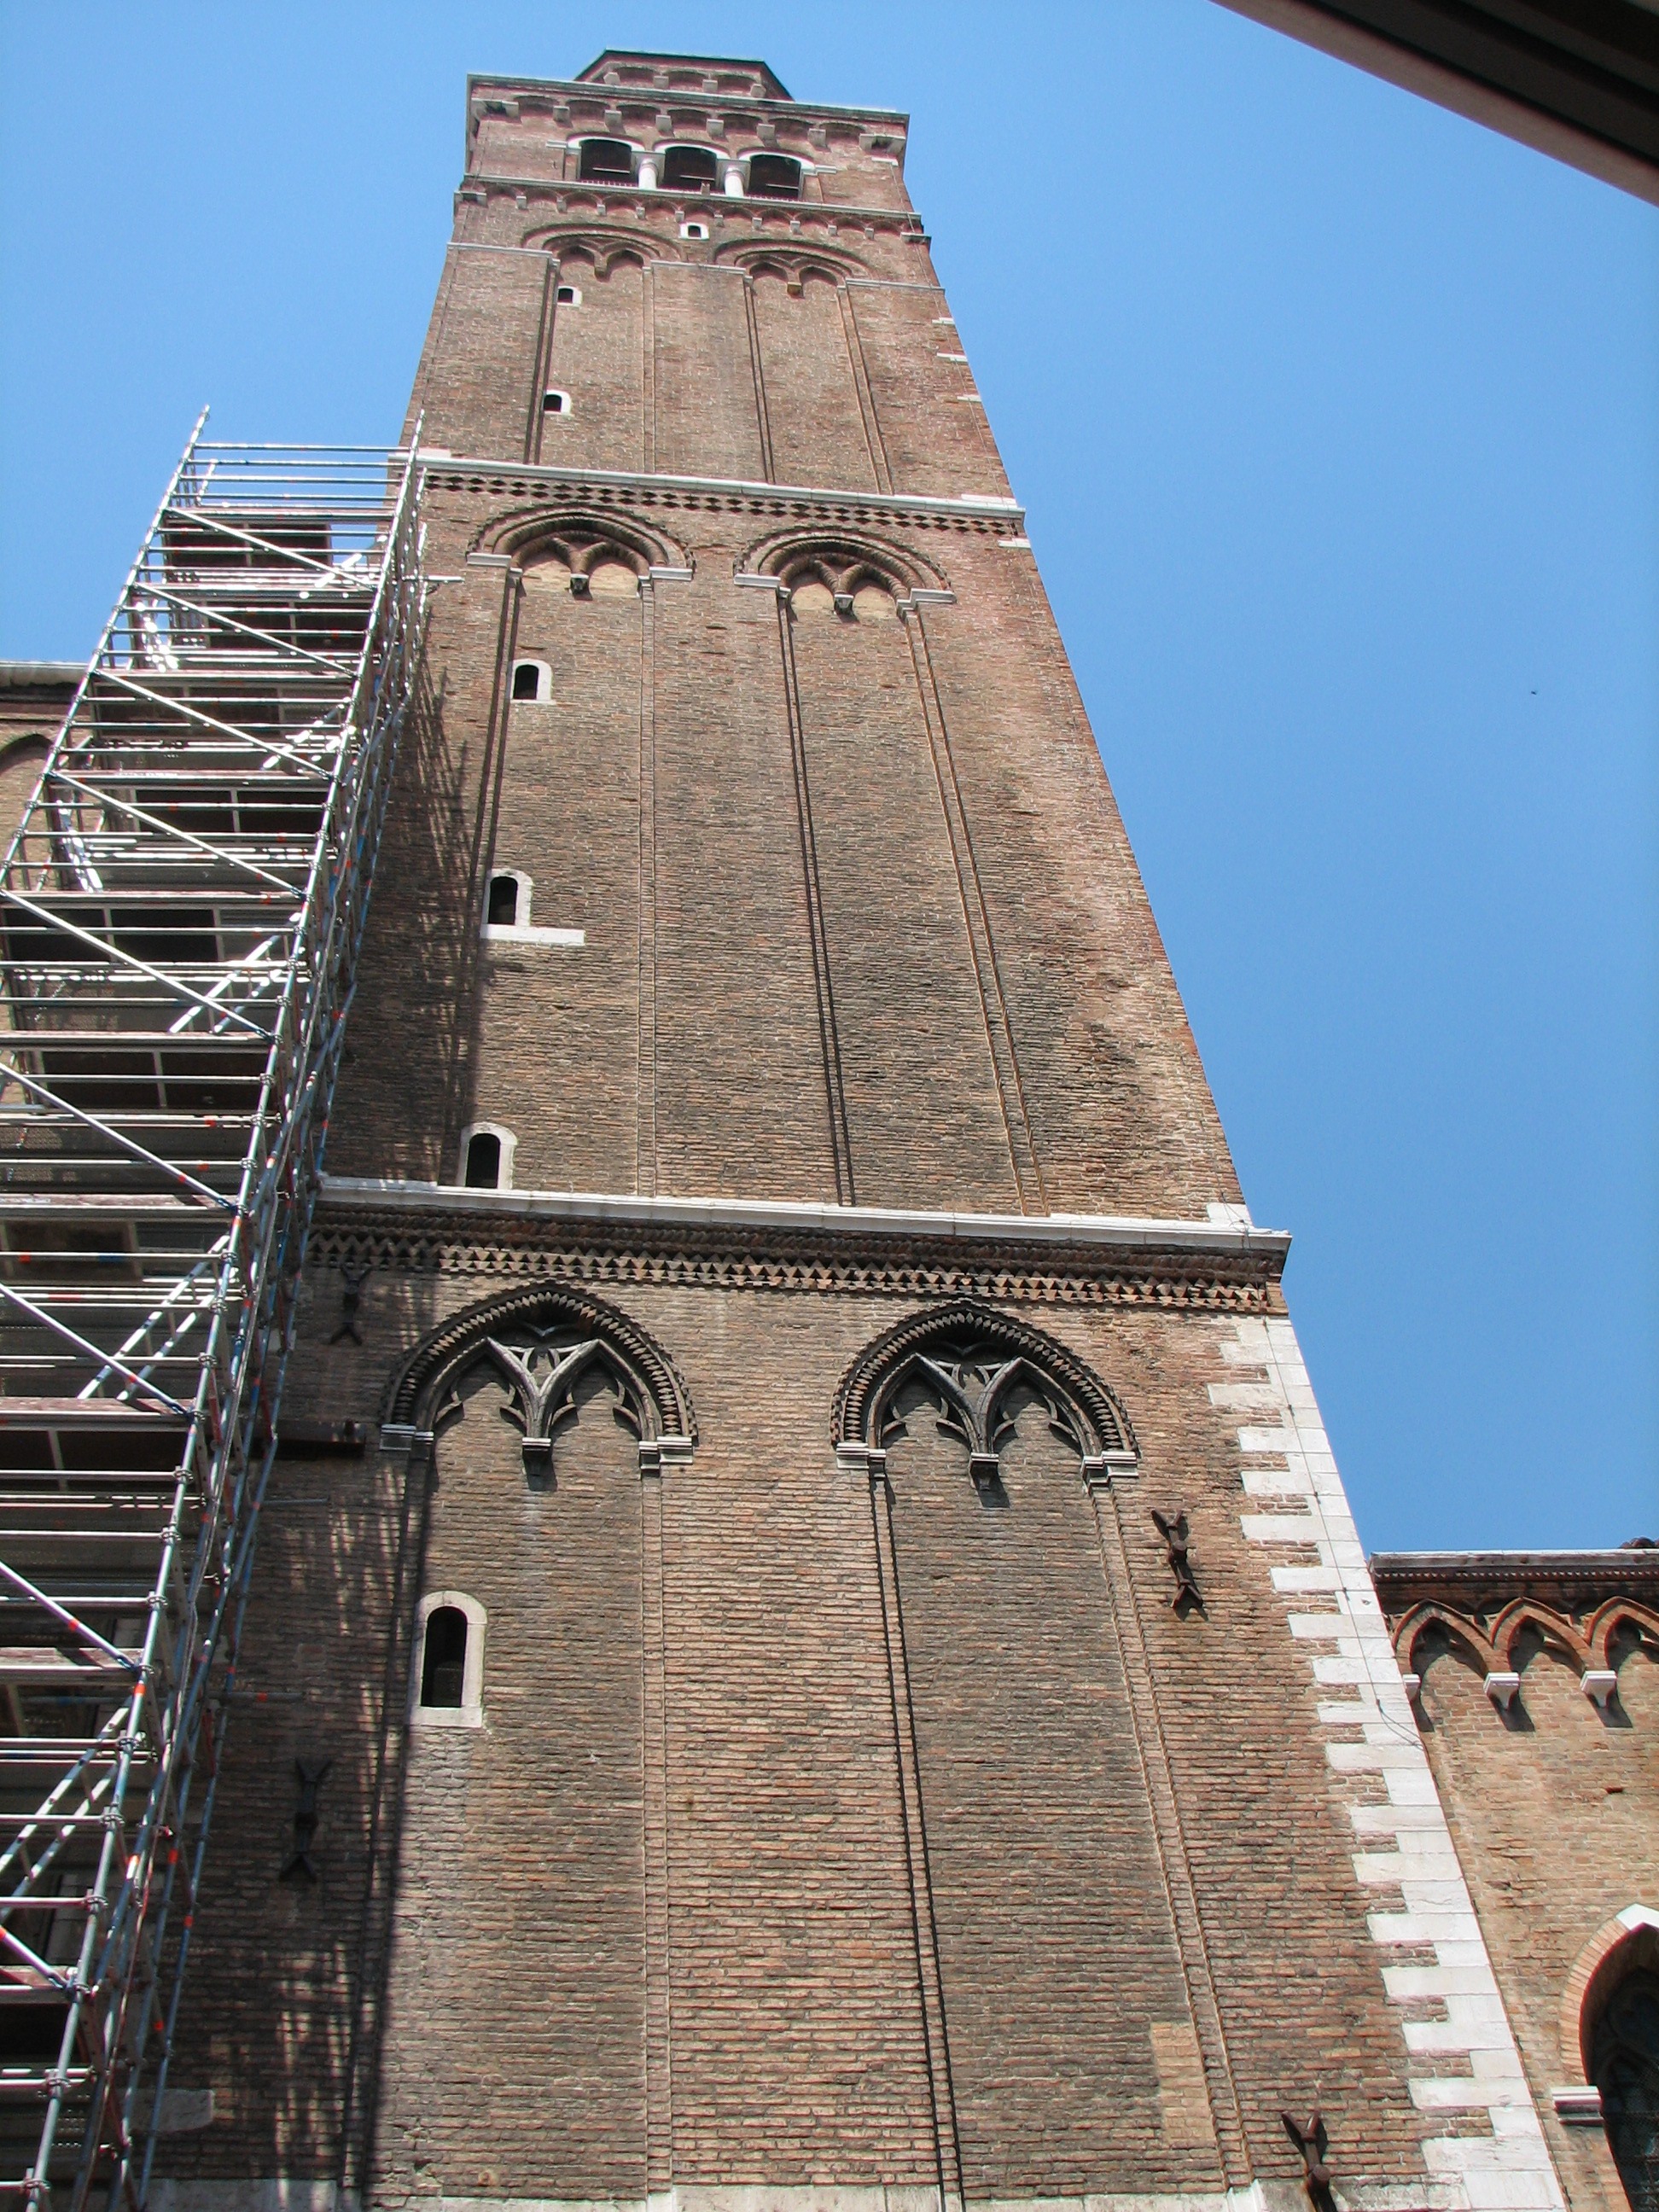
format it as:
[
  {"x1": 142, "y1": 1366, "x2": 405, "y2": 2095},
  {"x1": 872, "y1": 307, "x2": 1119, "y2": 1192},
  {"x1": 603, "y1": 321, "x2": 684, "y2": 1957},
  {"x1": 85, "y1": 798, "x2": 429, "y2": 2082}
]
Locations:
[{"x1": 1594, "y1": 1969, "x2": 1659, "y2": 2212}]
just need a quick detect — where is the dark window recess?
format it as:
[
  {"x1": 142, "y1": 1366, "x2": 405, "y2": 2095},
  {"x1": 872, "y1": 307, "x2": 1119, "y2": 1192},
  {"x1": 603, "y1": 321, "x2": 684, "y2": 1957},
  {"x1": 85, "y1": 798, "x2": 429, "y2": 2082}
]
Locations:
[
  {"x1": 463, "y1": 1131, "x2": 502, "y2": 1189},
  {"x1": 578, "y1": 137, "x2": 635, "y2": 183},
  {"x1": 421, "y1": 1607, "x2": 469, "y2": 1708},
  {"x1": 556, "y1": 283, "x2": 579, "y2": 305},
  {"x1": 661, "y1": 145, "x2": 718, "y2": 191},
  {"x1": 1594, "y1": 1969, "x2": 1659, "y2": 2212},
  {"x1": 510, "y1": 662, "x2": 541, "y2": 702},
  {"x1": 487, "y1": 876, "x2": 520, "y2": 927},
  {"x1": 747, "y1": 154, "x2": 801, "y2": 200},
  {"x1": 543, "y1": 391, "x2": 568, "y2": 416}
]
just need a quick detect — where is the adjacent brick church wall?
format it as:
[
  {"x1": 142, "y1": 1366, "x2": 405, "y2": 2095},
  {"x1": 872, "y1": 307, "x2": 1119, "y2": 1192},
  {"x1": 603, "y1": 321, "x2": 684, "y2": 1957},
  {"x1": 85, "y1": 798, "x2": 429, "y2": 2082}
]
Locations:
[{"x1": 1373, "y1": 1553, "x2": 1659, "y2": 2212}]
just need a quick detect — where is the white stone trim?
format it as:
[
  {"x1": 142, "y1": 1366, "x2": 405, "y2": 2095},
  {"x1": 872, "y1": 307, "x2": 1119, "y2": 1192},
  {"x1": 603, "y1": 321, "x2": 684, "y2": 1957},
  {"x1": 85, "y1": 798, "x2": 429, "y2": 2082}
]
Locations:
[
  {"x1": 416, "y1": 452, "x2": 1024, "y2": 527},
  {"x1": 318, "y1": 1178, "x2": 1291, "y2": 1261},
  {"x1": 410, "y1": 1589, "x2": 486, "y2": 1728},
  {"x1": 1214, "y1": 1316, "x2": 1565, "y2": 2212}
]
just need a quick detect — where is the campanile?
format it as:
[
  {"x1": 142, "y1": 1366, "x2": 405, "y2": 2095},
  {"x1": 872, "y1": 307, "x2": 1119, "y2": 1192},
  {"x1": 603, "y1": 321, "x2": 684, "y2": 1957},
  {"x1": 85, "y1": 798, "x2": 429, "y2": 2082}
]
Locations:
[{"x1": 139, "y1": 48, "x2": 1567, "y2": 2212}]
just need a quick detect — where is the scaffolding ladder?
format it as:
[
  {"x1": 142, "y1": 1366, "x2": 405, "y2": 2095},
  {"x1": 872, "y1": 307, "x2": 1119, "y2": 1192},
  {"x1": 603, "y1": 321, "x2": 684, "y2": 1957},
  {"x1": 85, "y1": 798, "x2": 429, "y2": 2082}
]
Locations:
[{"x1": 0, "y1": 428, "x2": 425, "y2": 2206}]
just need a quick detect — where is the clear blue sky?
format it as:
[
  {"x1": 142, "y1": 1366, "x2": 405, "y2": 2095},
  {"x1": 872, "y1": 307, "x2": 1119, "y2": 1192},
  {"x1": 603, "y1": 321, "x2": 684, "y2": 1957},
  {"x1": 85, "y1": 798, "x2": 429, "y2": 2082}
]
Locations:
[{"x1": 2, "y1": 2, "x2": 1655, "y2": 1552}]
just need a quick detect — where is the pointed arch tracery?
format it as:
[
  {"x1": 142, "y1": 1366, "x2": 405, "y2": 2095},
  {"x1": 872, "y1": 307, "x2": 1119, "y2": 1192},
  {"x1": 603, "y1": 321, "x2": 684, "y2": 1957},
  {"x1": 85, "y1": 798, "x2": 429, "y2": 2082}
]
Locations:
[
  {"x1": 715, "y1": 241, "x2": 871, "y2": 295},
  {"x1": 835, "y1": 1298, "x2": 1136, "y2": 1485},
  {"x1": 1392, "y1": 1604, "x2": 1499, "y2": 1677},
  {"x1": 521, "y1": 226, "x2": 684, "y2": 278},
  {"x1": 478, "y1": 506, "x2": 683, "y2": 589},
  {"x1": 383, "y1": 1282, "x2": 696, "y2": 1483}
]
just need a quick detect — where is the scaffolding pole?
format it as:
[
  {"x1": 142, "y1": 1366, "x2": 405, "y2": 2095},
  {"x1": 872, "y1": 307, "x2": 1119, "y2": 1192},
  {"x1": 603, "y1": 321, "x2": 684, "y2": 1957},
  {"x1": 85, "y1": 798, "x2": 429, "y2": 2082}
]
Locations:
[{"x1": 0, "y1": 428, "x2": 426, "y2": 2208}]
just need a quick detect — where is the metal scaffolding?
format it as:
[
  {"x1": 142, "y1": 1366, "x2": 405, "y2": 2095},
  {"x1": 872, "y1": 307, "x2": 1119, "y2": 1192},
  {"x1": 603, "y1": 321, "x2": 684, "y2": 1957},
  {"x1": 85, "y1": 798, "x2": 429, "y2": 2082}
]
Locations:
[{"x1": 0, "y1": 427, "x2": 425, "y2": 2206}]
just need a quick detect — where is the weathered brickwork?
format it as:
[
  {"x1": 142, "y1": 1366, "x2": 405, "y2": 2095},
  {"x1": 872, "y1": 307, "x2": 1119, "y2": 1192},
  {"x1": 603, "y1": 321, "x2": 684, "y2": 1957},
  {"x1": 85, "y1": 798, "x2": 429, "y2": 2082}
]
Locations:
[{"x1": 141, "y1": 47, "x2": 1572, "y2": 2212}]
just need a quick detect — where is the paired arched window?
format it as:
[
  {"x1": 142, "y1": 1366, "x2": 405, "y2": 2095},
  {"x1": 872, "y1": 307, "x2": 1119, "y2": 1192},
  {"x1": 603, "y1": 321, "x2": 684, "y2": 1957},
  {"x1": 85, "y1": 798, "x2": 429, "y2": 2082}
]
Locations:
[{"x1": 411, "y1": 1591, "x2": 486, "y2": 1728}]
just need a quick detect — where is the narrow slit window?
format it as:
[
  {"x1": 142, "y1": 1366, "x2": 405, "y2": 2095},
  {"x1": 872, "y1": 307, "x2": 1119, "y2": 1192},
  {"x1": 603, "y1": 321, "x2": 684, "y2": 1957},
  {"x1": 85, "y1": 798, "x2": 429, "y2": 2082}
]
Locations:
[
  {"x1": 511, "y1": 662, "x2": 541, "y2": 701},
  {"x1": 487, "y1": 876, "x2": 519, "y2": 927},
  {"x1": 420, "y1": 1607, "x2": 468, "y2": 1708},
  {"x1": 463, "y1": 1131, "x2": 503, "y2": 1189}
]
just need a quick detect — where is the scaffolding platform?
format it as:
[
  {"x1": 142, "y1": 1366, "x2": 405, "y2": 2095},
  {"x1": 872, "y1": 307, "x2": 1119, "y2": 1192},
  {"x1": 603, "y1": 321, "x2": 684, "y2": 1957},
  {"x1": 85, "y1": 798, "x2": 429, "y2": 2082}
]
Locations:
[{"x1": 0, "y1": 430, "x2": 424, "y2": 2207}]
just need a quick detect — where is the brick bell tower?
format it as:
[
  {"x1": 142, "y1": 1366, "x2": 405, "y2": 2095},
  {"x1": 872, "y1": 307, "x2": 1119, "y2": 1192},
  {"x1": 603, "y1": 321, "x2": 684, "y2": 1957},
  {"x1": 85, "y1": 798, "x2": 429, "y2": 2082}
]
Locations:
[{"x1": 151, "y1": 50, "x2": 1565, "y2": 2212}]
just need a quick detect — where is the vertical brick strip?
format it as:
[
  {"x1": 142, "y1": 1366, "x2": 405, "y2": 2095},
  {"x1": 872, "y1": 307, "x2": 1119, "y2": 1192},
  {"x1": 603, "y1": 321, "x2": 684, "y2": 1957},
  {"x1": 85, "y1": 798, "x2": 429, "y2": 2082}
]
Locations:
[
  {"x1": 854, "y1": 1447, "x2": 964, "y2": 2212},
  {"x1": 1086, "y1": 1467, "x2": 1251, "y2": 2186},
  {"x1": 1217, "y1": 1315, "x2": 1567, "y2": 2212},
  {"x1": 744, "y1": 276, "x2": 777, "y2": 484},
  {"x1": 526, "y1": 253, "x2": 558, "y2": 463},
  {"x1": 445, "y1": 565, "x2": 519, "y2": 1173},
  {"x1": 643, "y1": 266, "x2": 657, "y2": 475},
  {"x1": 838, "y1": 287, "x2": 893, "y2": 495},
  {"x1": 340, "y1": 1435, "x2": 432, "y2": 2204},
  {"x1": 640, "y1": 1449, "x2": 674, "y2": 2192},
  {"x1": 777, "y1": 596, "x2": 856, "y2": 1204},
  {"x1": 637, "y1": 581, "x2": 658, "y2": 1196},
  {"x1": 903, "y1": 610, "x2": 1045, "y2": 1214}
]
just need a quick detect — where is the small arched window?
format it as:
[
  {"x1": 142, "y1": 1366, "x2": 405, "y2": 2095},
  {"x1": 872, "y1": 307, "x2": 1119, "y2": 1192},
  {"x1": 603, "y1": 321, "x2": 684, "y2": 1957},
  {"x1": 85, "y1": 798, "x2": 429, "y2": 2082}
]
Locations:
[
  {"x1": 555, "y1": 282, "x2": 581, "y2": 306},
  {"x1": 578, "y1": 137, "x2": 636, "y2": 184},
  {"x1": 511, "y1": 661, "x2": 542, "y2": 701},
  {"x1": 486, "y1": 875, "x2": 520, "y2": 927},
  {"x1": 747, "y1": 154, "x2": 802, "y2": 201},
  {"x1": 661, "y1": 144, "x2": 718, "y2": 192},
  {"x1": 679, "y1": 220, "x2": 709, "y2": 242},
  {"x1": 411, "y1": 1591, "x2": 486, "y2": 1729},
  {"x1": 462, "y1": 1126, "x2": 513, "y2": 1190},
  {"x1": 543, "y1": 389, "x2": 570, "y2": 416},
  {"x1": 421, "y1": 1608, "x2": 468, "y2": 1706},
  {"x1": 1593, "y1": 1969, "x2": 1659, "y2": 2212}
]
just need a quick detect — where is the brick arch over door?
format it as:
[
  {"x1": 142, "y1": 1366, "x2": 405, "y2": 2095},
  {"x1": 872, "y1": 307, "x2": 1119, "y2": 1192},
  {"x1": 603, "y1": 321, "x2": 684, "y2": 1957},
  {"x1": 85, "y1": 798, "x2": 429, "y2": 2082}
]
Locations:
[{"x1": 837, "y1": 1297, "x2": 1240, "y2": 2203}]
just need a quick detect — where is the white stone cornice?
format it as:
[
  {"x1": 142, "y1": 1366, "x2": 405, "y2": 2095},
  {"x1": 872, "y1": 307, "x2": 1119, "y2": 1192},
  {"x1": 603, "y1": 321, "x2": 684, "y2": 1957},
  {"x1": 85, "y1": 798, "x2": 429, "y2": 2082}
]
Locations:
[
  {"x1": 410, "y1": 453, "x2": 1022, "y2": 530},
  {"x1": 317, "y1": 1175, "x2": 1290, "y2": 1262}
]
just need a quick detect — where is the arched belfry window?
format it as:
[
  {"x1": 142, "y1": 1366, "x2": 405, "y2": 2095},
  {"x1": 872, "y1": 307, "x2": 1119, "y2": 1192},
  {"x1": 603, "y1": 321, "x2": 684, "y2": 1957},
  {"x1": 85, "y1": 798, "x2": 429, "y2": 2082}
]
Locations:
[
  {"x1": 1595, "y1": 1970, "x2": 1659, "y2": 2212},
  {"x1": 661, "y1": 144, "x2": 718, "y2": 193},
  {"x1": 746, "y1": 153, "x2": 802, "y2": 200},
  {"x1": 577, "y1": 137, "x2": 637, "y2": 184}
]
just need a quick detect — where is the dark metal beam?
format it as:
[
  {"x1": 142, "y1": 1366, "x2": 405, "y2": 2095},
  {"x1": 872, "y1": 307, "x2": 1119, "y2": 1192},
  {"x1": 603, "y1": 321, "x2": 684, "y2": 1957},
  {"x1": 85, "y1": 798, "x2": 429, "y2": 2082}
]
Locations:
[{"x1": 1214, "y1": 0, "x2": 1659, "y2": 201}]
